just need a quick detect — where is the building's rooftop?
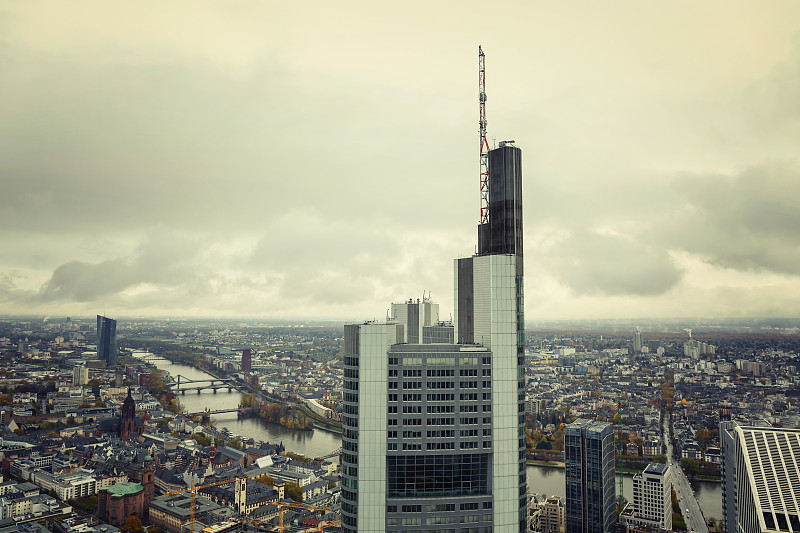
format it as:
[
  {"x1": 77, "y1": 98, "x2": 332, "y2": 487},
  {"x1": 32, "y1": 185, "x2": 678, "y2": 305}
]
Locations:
[
  {"x1": 643, "y1": 463, "x2": 668, "y2": 475},
  {"x1": 106, "y1": 481, "x2": 143, "y2": 497}
]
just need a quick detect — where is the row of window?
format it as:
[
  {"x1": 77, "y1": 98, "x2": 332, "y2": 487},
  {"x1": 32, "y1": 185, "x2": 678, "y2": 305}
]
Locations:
[{"x1": 386, "y1": 502, "x2": 491, "y2": 513}]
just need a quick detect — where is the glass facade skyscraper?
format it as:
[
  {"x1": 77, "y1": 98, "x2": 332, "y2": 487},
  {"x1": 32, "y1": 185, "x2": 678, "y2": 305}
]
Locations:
[
  {"x1": 720, "y1": 421, "x2": 800, "y2": 533},
  {"x1": 565, "y1": 419, "x2": 616, "y2": 533},
  {"x1": 341, "y1": 145, "x2": 527, "y2": 533},
  {"x1": 97, "y1": 314, "x2": 117, "y2": 368}
]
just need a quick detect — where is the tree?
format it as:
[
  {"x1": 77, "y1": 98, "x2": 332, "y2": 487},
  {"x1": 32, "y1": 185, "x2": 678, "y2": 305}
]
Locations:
[
  {"x1": 121, "y1": 515, "x2": 144, "y2": 532},
  {"x1": 285, "y1": 482, "x2": 303, "y2": 502}
]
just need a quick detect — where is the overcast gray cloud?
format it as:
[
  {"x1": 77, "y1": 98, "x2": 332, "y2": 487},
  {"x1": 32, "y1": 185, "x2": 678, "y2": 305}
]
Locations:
[{"x1": 1, "y1": 1, "x2": 799, "y2": 320}]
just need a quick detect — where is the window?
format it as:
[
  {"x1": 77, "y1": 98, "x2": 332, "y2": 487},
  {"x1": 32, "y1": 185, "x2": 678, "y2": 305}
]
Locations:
[{"x1": 387, "y1": 454, "x2": 490, "y2": 497}]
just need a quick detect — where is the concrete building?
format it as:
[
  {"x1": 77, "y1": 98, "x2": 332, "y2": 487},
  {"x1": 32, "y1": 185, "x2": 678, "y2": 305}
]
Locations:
[
  {"x1": 565, "y1": 419, "x2": 616, "y2": 533},
  {"x1": 149, "y1": 493, "x2": 223, "y2": 533},
  {"x1": 720, "y1": 421, "x2": 800, "y2": 533},
  {"x1": 542, "y1": 497, "x2": 566, "y2": 533},
  {"x1": 633, "y1": 329, "x2": 642, "y2": 353},
  {"x1": 72, "y1": 364, "x2": 88, "y2": 386},
  {"x1": 97, "y1": 315, "x2": 117, "y2": 368},
  {"x1": 625, "y1": 463, "x2": 672, "y2": 531},
  {"x1": 341, "y1": 142, "x2": 527, "y2": 533}
]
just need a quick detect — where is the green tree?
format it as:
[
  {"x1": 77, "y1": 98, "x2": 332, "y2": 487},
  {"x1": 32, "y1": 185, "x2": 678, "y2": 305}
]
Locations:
[{"x1": 285, "y1": 482, "x2": 303, "y2": 502}]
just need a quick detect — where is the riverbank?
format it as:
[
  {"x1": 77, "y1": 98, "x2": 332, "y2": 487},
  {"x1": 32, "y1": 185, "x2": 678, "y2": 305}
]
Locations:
[
  {"x1": 527, "y1": 459, "x2": 564, "y2": 468},
  {"x1": 295, "y1": 404, "x2": 343, "y2": 434}
]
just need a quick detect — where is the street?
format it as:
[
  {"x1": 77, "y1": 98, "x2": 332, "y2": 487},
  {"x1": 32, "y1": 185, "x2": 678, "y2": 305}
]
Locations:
[{"x1": 664, "y1": 424, "x2": 708, "y2": 533}]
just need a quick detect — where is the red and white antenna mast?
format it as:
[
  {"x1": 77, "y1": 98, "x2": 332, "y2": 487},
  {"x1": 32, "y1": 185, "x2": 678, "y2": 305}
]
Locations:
[{"x1": 478, "y1": 46, "x2": 490, "y2": 224}]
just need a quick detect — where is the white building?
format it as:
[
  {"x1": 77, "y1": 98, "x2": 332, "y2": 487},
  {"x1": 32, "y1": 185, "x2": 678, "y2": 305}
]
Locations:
[
  {"x1": 721, "y1": 421, "x2": 800, "y2": 533},
  {"x1": 72, "y1": 364, "x2": 89, "y2": 386},
  {"x1": 626, "y1": 463, "x2": 672, "y2": 531}
]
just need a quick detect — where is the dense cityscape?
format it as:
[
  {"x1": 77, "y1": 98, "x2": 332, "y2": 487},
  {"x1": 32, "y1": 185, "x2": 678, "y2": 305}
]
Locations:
[
  {"x1": 0, "y1": 315, "x2": 798, "y2": 532},
  {"x1": 3, "y1": 4, "x2": 800, "y2": 533}
]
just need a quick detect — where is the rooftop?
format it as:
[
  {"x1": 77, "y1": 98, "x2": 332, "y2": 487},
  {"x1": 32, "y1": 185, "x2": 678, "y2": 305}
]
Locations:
[{"x1": 106, "y1": 482, "x2": 143, "y2": 497}]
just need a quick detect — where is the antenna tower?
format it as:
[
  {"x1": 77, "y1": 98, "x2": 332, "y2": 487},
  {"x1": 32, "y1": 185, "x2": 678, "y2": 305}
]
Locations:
[{"x1": 479, "y1": 46, "x2": 489, "y2": 224}]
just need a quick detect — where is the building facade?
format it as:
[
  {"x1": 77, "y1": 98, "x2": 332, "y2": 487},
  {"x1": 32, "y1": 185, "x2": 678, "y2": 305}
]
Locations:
[
  {"x1": 628, "y1": 463, "x2": 672, "y2": 531},
  {"x1": 720, "y1": 421, "x2": 800, "y2": 533},
  {"x1": 341, "y1": 142, "x2": 526, "y2": 532},
  {"x1": 97, "y1": 314, "x2": 117, "y2": 367},
  {"x1": 72, "y1": 365, "x2": 88, "y2": 386},
  {"x1": 565, "y1": 419, "x2": 616, "y2": 533},
  {"x1": 96, "y1": 481, "x2": 146, "y2": 527},
  {"x1": 241, "y1": 348, "x2": 252, "y2": 373}
]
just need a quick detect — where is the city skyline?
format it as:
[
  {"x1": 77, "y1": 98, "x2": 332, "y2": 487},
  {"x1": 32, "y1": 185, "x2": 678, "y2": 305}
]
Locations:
[{"x1": 2, "y1": 2, "x2": 800, "y2": 321}]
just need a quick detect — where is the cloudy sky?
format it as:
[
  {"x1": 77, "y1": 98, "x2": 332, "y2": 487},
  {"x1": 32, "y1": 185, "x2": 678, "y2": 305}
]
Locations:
[{"x1": 2, "y1": 2, "x2": 799, "y2": 322}]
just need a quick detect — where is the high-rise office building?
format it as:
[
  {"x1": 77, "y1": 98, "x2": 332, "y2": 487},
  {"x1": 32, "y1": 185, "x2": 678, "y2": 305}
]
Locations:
[
  {"x1": 341, "y1": 142, "x2": 527, "y2": 532},
  {"x1": 73, "y1": 364, "x2": 89, "y2": 386},
  {"x1": 565, "y1": 419, "x2": 616, "y2": 533},
  {"x1": 720, "y1": 421, "x2": 800, "y2": 533},
  {"x1": 626, "y1": 462, "x2": 672, "y2": 531},
  {"x1": 97, "y1": 314, "x2": 117, "y2": 367},
  {"x1": 632, "y1": 328, "x2": 642, "y2": 353},
  {"x1": 241, "y1": 349, "x2": 252, "y2": 373}
]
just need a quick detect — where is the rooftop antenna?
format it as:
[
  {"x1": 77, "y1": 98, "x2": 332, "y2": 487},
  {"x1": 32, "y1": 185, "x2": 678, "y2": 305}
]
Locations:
[{"x1": 479, "y1": 45, "x2": 489, "y2": 224}]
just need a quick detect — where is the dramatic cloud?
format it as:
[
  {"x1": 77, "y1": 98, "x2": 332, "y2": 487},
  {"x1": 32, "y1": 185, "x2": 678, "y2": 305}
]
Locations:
[
  {"x1": 541, "y1": 231, "x2": 682, "y2": 297},
  {"x1": 658, "y1": 163, "x2": 800, "y2": 276},
  {"x1": 1, "y1": 2, "x2": 799, "y2": 320}
]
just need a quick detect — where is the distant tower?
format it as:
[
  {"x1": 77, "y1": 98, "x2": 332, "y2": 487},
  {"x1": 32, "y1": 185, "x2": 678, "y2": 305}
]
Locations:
[
  {"x1": 241, "y1": 349, "x2": 252, "y2": 373},
  {"x1": 210, "y1": 436, "x2": 216, "y2": 461},
  {"x1": 119, "y1": 388, "x2": 136, "y2": 439},
  {"x1": 97, "y1": 315, "x2": 117, "y2": 367},
  {"x1": 565, "y1": 419, "x2": 616, "y2": 533},
  {"x1": 73, "y1": 364, "x2": 89, "y2": 386},
  {"x1": 633, "y1": 328, "x2": 642, "y2": 353}
]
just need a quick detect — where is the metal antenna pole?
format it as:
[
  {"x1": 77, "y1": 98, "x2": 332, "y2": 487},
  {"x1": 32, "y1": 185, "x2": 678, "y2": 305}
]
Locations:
[{"x1": 479, "y1": 46, "x2": 489, "y2": 224}]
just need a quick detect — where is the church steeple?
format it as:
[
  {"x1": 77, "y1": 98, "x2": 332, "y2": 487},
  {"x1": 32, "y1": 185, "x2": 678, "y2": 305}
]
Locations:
[
  {"x1": 210, "y1": 436, "x2": 216, "y2": 461},
  {"x1": 119, "y1": 387, "x2": 136, "y2": 439}
]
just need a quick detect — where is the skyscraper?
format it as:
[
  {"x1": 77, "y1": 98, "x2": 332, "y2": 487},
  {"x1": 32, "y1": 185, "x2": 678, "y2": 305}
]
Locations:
[
  {"x1": 565, "y1": 419, "x2": 616, "y2": 533},
  {"x1": 720, "y1": 421, "x2": 800, "y2": 533},
  {"x1": 97, "y1": 314, "x2": 117, "y2": 367},
  {"x1": 341, "y1": 141, "x2": 527, "y2": 533},
  {"x1": 633, "y1": 328, "x2": 642, "y2": 353},
  {"x1": 73, "y1": 364, "x2": 89, "y2": 386},
  {"x1": 241, "y1": 348, "x2": 252, "y2": 373}
]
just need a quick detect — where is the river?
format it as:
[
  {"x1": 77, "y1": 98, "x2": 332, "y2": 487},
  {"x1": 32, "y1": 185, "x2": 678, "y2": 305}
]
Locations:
[
  {"x1": 136, "y1": 353, "x2": 722, "y2": 518},
  {"x1": 135, "y1": 353, "x2": 341, "y2": 460},
  {"x1": 527, "y1": 465, "x2": 723, "y2": 521}
]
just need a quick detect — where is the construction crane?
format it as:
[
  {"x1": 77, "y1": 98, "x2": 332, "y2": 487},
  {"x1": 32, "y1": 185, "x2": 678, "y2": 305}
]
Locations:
[
  {"x1": 166, "y1": 475, "x2": 248, "y2": 530},
  {"x1": 250, "y1": 499, "x2": 340, "y2": 533},
  {"x1": 166, "y1": 476, "x2": 339, "y2": 533},
  {"x1": 478, "y1": 45, "x2": 490, "y2": 224}
]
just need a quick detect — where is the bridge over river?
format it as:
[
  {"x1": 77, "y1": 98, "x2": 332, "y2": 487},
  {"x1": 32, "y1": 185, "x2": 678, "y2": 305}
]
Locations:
[{"x1": 168, "y1": 374, "x2": 240, "y2": 395}]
